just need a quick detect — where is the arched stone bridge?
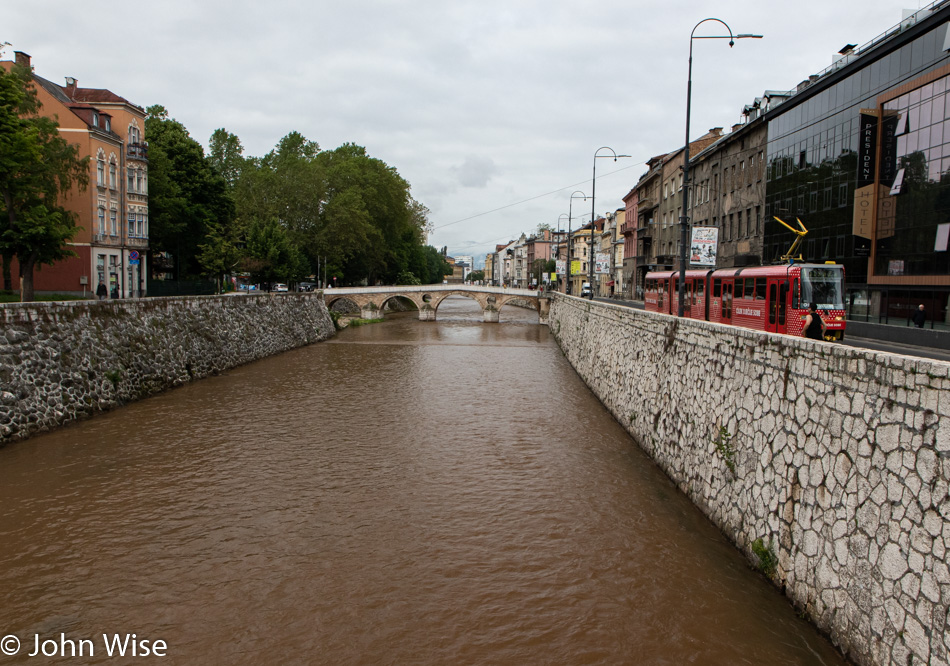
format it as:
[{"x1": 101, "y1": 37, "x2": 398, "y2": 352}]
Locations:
[{"x1": 322, "y1": 285, "x2": 551, "y2": 324}]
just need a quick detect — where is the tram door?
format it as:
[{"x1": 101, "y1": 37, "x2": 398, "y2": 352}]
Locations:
[
  {"x1": 766, "y1": 279, "x2": 788, "y2": 334},
  {"x1": 721, "y1": 281, "x2": 733, "y2": 325}
]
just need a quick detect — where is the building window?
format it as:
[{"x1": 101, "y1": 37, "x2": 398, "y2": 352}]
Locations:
[
  {"x1": 110, "y1": 209, "x2": 117, "y2": 236},
  {"x1": 128, "y1": 168, "x2": 134, "y2": 192},
  {"x1": 97, "y1": 207, "x2": 105, "y2": 235},
  {"x1": 97, "y1": 159, "x2": 104, "y2": 186},
  {"x1": 128, "y1": 210, "x2": 135, "y2": 235},
  {"x1": 136, "y1": 170, "x2": 143, "y2": 194},
  {"x1": 109, "y1": 162, "x2": 116, "y2": 190}
]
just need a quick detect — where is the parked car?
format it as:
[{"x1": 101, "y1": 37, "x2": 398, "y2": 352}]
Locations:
[
  {"x1": 580, "y1": 282, "x2": 593, "y2": 299},
  {"x1": 298, "y1": 282, "x2": 316, "y2": 292},
  {"x1": 273, "y1": 283, "x2": 289, "y2": 292}
]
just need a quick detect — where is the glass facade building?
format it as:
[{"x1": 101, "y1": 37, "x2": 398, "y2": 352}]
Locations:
[{"x1": 764, "y1": 3, "x2": 950, "y2": 325}]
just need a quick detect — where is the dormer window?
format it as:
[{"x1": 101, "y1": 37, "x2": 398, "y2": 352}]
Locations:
[
  {"x1": 92, "y1": 112, "x2": 99, "y2": 128},
  {"x1": 104, "y1": 117, "x2": 111, "y2": 132}
]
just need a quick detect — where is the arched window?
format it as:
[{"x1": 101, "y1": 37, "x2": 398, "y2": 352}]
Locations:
[{"x1": 109, "y1": 159, "x2": 117, "y2": 190}]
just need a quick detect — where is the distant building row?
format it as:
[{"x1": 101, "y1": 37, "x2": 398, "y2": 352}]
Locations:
[{"x1": 490, "y1": 4, "x2": 950, "y2": 325}]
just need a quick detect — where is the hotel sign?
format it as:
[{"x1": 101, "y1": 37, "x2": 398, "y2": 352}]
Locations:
[
  {"x1": 853, "y1": 109, "x2": 879, "y2": 239},
  {"x1": 857, "y1": 110, "x2": 878, "y2": 188}
]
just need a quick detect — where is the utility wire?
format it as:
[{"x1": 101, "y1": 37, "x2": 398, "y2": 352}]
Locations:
[{"x1": 431, "y1": 161, "x2": 643, "y2": 231}]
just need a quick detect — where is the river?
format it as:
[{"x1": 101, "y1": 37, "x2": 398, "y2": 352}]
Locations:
[{"x1": 0, "y1": 296, "x2": 846, "y2": 664}]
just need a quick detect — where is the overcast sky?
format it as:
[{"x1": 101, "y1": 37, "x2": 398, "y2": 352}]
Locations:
[{"x1": 4, "y1": 0, "x2": 928, "y2": 265}]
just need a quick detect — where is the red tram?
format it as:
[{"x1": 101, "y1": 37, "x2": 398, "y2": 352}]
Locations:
[{"x1": 644, "y1": 263, "x2": 846, "y2": 340}]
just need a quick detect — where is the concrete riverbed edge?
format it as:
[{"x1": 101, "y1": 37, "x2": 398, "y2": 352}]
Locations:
[
  {"x1": 549, "y1": 294, "x2": 950, "y2": 666},
  {"x1": 0, "y1": 293, "x2": 335, "y2": 446}
]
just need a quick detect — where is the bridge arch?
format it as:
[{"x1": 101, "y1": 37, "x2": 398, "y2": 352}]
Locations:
[{"x1": 321, "y1": 285, "x2": 550, "y2": 324}]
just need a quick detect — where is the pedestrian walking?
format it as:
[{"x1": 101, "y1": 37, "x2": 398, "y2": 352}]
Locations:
[
  {"x1": 912, "y1": 304, "x2": 926, "y2": 328},
  {"x1": 96, "y1": 281, "x2": 107, "y2": 300},
  {"x1": 803, "y1": 302, "x2": 826, "y2": 340}
]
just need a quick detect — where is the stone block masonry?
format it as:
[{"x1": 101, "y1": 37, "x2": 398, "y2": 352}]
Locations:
[
  {"x1": 0, "y1": 293, "x2": 335, "y2": 446},
  {"x1": 549, "y1": 295, "x2": 950, "y2": 666}
]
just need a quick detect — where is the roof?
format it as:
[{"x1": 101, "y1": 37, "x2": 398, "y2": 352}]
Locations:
[{"x1": 70, "y1": 88, "x2": 134, "y2": 106}]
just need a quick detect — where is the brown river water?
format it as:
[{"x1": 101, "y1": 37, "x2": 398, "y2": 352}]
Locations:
[{"x1": 0, "y1": 297, "x2": 847, "y2": 664}]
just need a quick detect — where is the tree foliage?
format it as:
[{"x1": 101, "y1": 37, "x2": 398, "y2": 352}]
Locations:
[
  {"x1": 145, "y1": 105, "x2": 234, "y2": 280},
  {"x1": 146, "y1": 114, "x2": 435, "y2": 288},
  {"x1": 0, "y1": 64, "x2": 87, "y2": 301}
]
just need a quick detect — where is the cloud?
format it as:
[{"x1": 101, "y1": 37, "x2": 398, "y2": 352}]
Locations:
[
  {"x1": 452, "y1": 156, "x2": 498, "y2": 188},
  {"x1": 4, "y1": 0, "x2": 912, "y2": 261}
]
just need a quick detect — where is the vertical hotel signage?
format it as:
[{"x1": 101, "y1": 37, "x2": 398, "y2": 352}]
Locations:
[{"x1": 852, "y1": 110, "x2": 879, "y2": 239}]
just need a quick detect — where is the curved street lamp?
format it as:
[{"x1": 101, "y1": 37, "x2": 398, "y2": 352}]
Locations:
[
  {"x1": 567, "y1": 190, "x2": 587, "y2": 294},
  {"x1": 679, "y1": 19, "x2": 762, "y2": 316},
  {"x1": 592, "y1": 148, "x2": 630, "y2": 298}
]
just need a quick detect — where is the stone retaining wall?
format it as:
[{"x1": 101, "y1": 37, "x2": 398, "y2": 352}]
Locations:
[
  {"x1": 0, "y1": 293, "x2": 335, "y2": 446},
  {"x1": 549, "y1": 294, "x2": 950, "y2": 666}
]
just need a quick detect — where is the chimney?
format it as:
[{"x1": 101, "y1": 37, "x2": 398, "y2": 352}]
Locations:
[
  {"x1": 731, "y1": 123, "x2": 743, "y2": 133},
  {"x1": 14, "y1": 51, "x2": 30, "y2": 68},
  {"x1": 65, "y1": 76, "x2": 77, "y2": 98},
  {"x1": 709, "y1": 127, "x2": 723, "y2": 137}
]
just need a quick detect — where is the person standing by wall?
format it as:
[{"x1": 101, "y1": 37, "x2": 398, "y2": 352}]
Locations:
[
  {"x1": 96, "y1": 281, "x2": 107, "y2": 301},
  {"x1": 912, "y1": 304, "x2": 926, "y2": 329},
  {"x1": 803, "y1": 302, "x2": 826, "y2": 340}
]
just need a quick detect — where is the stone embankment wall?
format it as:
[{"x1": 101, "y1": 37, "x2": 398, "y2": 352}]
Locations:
[
  {"x1": 549, "y1": 295, "x2": 950, "y2": 666},
  {"x1": 0, "y1": 294, "x2": 335, "y2": 446}
]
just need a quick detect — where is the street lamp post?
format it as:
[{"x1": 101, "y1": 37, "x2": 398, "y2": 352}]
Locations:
[
  {"x1": 679, "y1": 19, "x2": 762, "y2": 316},
  {"x1": 592, "y1": 148, "x2": 630, "y2": 298},
  {"x1": 567, "y1": 190, "x2": 587, "y2": 294}
]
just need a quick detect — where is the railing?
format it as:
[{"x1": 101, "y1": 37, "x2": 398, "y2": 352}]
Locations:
[
  {"x1": 92, "y1": 233, "x2": 121, "y2": 246},
  {"x1": 127, "y1": 237, "x2": 149, "y2": 248},
  {"x1": 127, "y1": 142, "x2": 149, "y2": 160}
]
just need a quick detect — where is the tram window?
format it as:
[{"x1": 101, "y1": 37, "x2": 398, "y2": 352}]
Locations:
[
  {"x1": 755, "y1": 278, "x2": 766, "y2": 300},
  {"x1": 744, "y1": 278, "x2": 755, "y2": 298},
  {"x1": 734, "y1": 280, "x2": 743, "y2": 299},
  {"x1": 713, "y1": 279, "x2": 721, "y2": 298}
]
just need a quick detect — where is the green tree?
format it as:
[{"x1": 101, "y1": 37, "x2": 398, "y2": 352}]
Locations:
[
  {"x1": 242, "y1": 217, "x2": 307, "y2": 286},
  {"x1": 0, "y1": 64, "x2": 88, "y2": 301},
  {"x1": 467, "y1": 270, "x2": 485, "y2": 282},
  {"x1": 422, "y1": 245, "x2": 453, "y2": 284},
  {"x1": 146, "y1": 105, "x2": 234, "y2": 281},
  {"x1": 208, "y1": 128, "x2": 246, "y2": 189},
  {"x1": 198, "y1": 218, "x2": 241, "y2": 293},
  {"x1": 316, "y1": 143, "x2": 424, "y2": 284}
]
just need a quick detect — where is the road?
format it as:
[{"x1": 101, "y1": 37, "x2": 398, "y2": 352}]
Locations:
[{"x1": 589, "y1": 296, "x2": 949, "y2": 363}]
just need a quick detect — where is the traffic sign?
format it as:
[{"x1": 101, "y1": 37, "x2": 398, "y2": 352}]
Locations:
[
  {"x1": 129, "y1": 259, "x2": 139, "y2": 265},
  {"x1": 129, "y1": 250, "x2": 140, "y2": 260}
]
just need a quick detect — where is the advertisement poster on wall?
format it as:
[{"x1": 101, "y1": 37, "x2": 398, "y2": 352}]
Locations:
[
  {"x1": 556, "y1": 259, "x2": 566, "y2": 275},
  {"x1": 689, "y1": 226, "x2": 718, "y2": 266},
  {"x1": 570, "y1": 260, "x2": 581, "y2": 276},
  {"x1": 595, "y1": 253, "x2": 610, "y2": 274}
]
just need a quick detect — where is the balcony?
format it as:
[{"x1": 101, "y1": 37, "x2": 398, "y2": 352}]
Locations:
[
  {"x1": 127, "y1": 142, "x2": 149, "y2": 161},
  {"x1": 92, "y1": 233, "x2": 122, "y2": 246},
  {"x1": 127, "y1": 237, "x2": 150, "y2": 248}
]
